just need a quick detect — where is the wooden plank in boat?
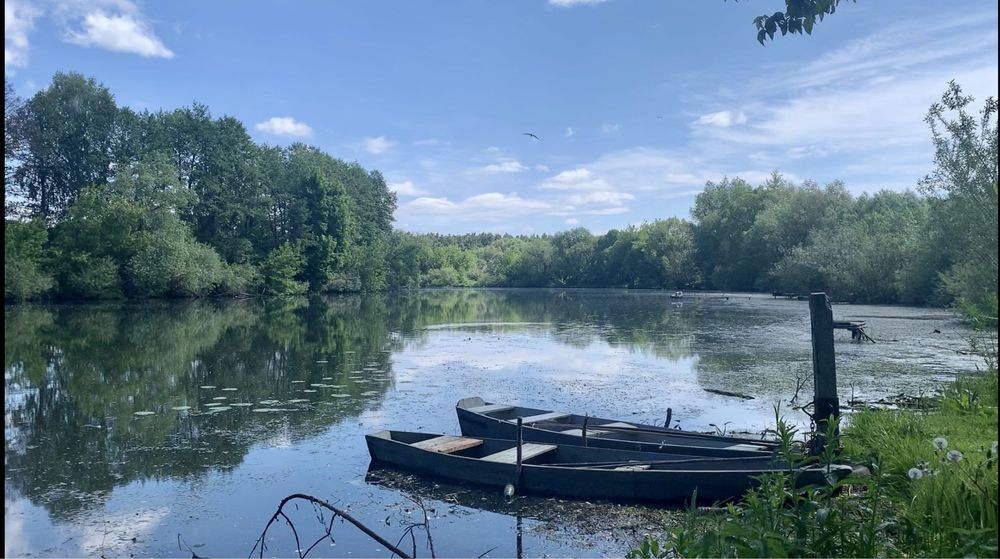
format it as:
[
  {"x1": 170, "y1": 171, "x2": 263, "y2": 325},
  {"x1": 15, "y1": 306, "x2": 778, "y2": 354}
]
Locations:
[
  {"x1": 481, "y1": 443, "x2": 556, "y2": 463},
  {"x1": 601, "y1": 421, "x2": 636, "y2": 428},
  {"x1": 614, "y1": 464, "x2": 651, "y2": 471},
  {"x1": 411, "y1": 436, "x2": 483, "y2": 454},
  {"x1": 724, "y1": 443, "x2": 769, "y2": 452},
  {"x1": 561, "y1": 429, "x2": 610, "y2": 437},
  {"x1": 520, "y1": 412, "x2": 569, "y2": 424},
  {"x1": 600, "y1": 422, "x2": 637, "y2": 429},
  {"x1": 466, "y1": 403, "x2": 515, "y2": 415}
]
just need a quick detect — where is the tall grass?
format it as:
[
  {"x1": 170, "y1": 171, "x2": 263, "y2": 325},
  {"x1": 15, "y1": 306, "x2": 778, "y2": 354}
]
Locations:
[{"x1": 629, "y1": 371, "x2": 998, "y2": 558}]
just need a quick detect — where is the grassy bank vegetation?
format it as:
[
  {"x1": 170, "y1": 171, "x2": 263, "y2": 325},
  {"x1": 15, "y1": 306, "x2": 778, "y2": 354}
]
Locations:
[{"x1": 628, "y1": 367, "x2": 999, "y2": 558}]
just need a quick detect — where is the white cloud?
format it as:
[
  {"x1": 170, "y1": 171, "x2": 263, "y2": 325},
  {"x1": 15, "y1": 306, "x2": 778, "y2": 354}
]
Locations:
[
  {"x1": 403, "y1": 192, "x2": 551, "y2": 219},
  {"x1": 567, "y1": 191, "x2": 635, "y2": 206},
  {"x1": 600, "y1": 123, "x2": 621, "y2": 133},
  {"x1": 539, "y1": 168, "x2": 611, "y2": 191},
  {"x1": 694, "y1": 110, "x2": 747, "y2": 128},
  {"x1": 565, "y1": 218, "x2": 580, "y2": 225},
  {"x1": 549, "y1": 0, "x2": 609, "y2": 7},
  {"x1": 63, "y1": 7, "x2": 174, "y2": 58},
  {"x1": 564, "y1": 127, "x2": 575, "y2": 138},
  {"x1": 535, "y1": 164, "x2": 550, "y2": 172},
  {"x1": 5, "y1": 0, "x2": 40, "y2": 70},
  {"x1": 479, "y1": 160, "x2": 528, "y2": 173},
  {"x1": 388, "y1": 180, "x2": 427, "y2": 197},
  {"x1": 364, "y1": 136, "x2": 395, "y2": 154},
  {"x1": 254, "y1": 117, "x2": 314, "y2": 138}
]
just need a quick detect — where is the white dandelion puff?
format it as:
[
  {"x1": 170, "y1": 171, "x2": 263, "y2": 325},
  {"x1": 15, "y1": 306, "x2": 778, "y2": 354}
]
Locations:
[
  {"x1": 907, "y1": 468, "x2": 923, "y2": 480},
  {"x1": 932, "y1": 437, "x2": 948, "y2": 450},
  {"x1": 946, "y1": 450, "x2": 963, "y2": 462}
]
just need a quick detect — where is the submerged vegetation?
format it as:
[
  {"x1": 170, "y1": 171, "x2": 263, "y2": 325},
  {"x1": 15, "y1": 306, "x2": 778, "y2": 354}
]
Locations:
[
  {"x1": 628, "y1": 370, "x2": 999, "y2": 558},
  {"x1": 4, "y1": 75, "x2": 998, "y2": 317}
]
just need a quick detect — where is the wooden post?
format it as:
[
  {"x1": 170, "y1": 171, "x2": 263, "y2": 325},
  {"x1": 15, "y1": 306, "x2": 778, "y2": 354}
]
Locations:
[
  {"x1": 664, "y1": 407, "x2": 673, "y2": 429},
  {"x1": 809, "y1": 292, "x2": 840, "y2": 451},
  {"x1": 582, "y1": 415, "x2": 589, "y2": 447},
  {"x1": 515, "y1": 418, "x2": 523, "y2": 484}
]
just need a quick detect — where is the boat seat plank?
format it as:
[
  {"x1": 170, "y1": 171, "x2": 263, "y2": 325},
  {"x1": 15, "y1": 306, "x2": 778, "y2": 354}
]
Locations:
[
  {"x1": 599, "y1": 421, "x2": 636, "y2": 429},
  {"x1": 561, "y1": 429, "x2": 610, "y2": 437},
  {"x1": 724, "y1": 443, "x2": 769, "y2": 452},
  {"x1": 466, "y1": 403, "x2": 515, "y2": 415},
  {"x1": 614, "y1": 464, "x2": 651, "y2": 471},
  {"x1": 411, "y1": 435, "x2": 483, "y2": 454},
  {"x1": 481, "y1": 443, "x2": 557, "y2": 463},
  {"x1": 519, "y1": 412, "x2": 570, "y2": 424}
]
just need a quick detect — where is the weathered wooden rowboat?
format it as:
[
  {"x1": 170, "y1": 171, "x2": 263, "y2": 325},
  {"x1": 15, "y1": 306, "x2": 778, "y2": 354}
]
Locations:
[
  {"x1": 366, "y1": 430, "x2": 850, "y2": 504},
  {"x1": 457, "y1": 397, "x2": 778, "y2": 458}
]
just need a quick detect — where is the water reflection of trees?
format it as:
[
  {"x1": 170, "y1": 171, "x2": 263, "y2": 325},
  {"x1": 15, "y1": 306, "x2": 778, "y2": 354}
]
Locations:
[{"x1": 4, "y1": 289, "x2": 697, "y2": 518}]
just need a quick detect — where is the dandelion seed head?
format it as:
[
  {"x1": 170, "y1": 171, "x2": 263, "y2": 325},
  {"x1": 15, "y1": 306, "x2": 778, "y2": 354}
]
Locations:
[
  {"x1": 932, "y1": 437, "x2": 948, "y2": 450},
  {"x1": 946, "y1": 450, "x2": 963, "y2": 462},
  {"x1": 992, "y1": 441, "x2": 998, "y2": 453},
  {"x1": 907, "y1": 468, "x2": 923, "y2": 480}
]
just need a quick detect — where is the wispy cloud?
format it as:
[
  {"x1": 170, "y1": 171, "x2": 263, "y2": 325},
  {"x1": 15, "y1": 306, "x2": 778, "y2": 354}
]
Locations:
[
  {"x1": 600, "y1": 123, "x2": 621, "y2": 133},
  {"x1": 364, "y1": 135, "x2": 395, "y2": 154},
  {"x1": 695, "y1": 110, "x2": 747, "y2": 128},
  {"x1": 4, "y1": 0, "x2": 40, "y2": 70},
  {"x1": 388, "y1": 180, "x2": 428, "y2": 197},
  {"x1": 60, "y1": 1, "x2": 174, "y2": 58},
  {"x1": 254, "y1": 117, "x2": 313, "y2": 137},
  {"x1": 478, "y1": 160, "x2": 528, "y2": 173},
  {"x1": 539, "y1": 168, "x2": 610, "y2": 191}
]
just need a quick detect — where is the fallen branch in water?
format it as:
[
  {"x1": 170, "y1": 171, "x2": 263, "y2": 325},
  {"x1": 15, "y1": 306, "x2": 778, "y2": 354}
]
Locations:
[{"x1": 250, "y1": 493, "x2": 411, "y2": 559}]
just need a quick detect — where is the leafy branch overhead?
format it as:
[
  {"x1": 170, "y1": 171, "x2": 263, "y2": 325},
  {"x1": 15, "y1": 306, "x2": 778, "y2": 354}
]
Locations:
[{"x1": 750, "y1": 0, "x2": 854, "y2": 45}]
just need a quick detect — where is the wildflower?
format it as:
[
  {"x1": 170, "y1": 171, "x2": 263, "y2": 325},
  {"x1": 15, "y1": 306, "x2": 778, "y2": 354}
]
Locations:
[
  {"x1": 816, "y1": 508, "x2": 830, "y2": 522},
  {"x1": 946, "y1": 450, "x2": 963, "y2": 462},
  {"x1": 932, "y1": 437, "x2": 948, "y2": 450},
  {"x1": 907, "y1": 468, "x2": 923, "y2": 480}
]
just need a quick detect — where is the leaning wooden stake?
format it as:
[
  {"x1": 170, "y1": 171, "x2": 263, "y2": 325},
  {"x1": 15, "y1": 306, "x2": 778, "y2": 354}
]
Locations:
[
  {"x1": 809, "y1": 292, "x2": 840, "y2": 452},
  {"x1": 582, "y1": 415, "x2": 589, "y2": 447}
]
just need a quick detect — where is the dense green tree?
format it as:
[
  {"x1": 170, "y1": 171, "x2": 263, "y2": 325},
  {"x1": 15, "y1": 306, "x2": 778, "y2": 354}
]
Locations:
[
  {"x1": 918, "y1": 82, "x2": 998, "y2": 317},
  {"x1": 12, "y1": 73, "x2": 119, "y2": 220}
]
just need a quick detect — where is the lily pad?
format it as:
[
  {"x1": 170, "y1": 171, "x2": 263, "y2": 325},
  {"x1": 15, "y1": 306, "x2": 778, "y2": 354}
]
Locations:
[
  {"x1": 171, "y1": 406, "x2": 191, "y2": 411},
  {"x1": 199, "y1": 385, "x2": 216, "y2": 389},
  {"x1": 133, "y1": 411, "x2": 156, "y2": 416}
]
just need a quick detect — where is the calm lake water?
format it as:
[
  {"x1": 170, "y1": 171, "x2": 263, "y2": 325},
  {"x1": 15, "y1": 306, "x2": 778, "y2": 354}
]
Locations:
[{"x1": 4, "y1": 289, "x2": 984, "y2": 557}]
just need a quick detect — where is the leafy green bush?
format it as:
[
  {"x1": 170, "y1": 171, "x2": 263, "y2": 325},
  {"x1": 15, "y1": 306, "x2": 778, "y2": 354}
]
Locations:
[{"x1": 4, "y1": 219, "x2": 54, "y2": 301}]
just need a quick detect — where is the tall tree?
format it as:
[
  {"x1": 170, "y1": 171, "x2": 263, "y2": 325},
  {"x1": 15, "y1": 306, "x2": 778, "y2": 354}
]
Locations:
[{"x1": 13, "y1": 73, "x2": 119, "y2": 221}]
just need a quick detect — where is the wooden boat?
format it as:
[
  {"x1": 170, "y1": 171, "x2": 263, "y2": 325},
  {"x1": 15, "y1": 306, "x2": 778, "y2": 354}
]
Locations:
[
  {"x1": 366, "y1": 430, "x2": 851, "y2": 504},
  {"x1": 457, "y1": 397, "x2": 778, "y2": 458}
]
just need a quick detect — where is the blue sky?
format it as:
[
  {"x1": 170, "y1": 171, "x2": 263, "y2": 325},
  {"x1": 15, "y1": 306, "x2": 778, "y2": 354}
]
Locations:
[{"x1": 5, "y1": 0, "x2": 998, "y2": 234}]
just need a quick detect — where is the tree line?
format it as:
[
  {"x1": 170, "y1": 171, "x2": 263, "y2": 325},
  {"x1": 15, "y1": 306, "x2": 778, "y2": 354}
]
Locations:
[{"x1": 5, "y1": 75, "x2": 997, "y2": 317}]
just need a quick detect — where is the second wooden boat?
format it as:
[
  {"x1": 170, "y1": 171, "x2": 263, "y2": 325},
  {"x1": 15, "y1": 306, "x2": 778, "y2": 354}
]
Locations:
[{"x1": 457, "y1": 397, "x2": 778, "y2": 457}]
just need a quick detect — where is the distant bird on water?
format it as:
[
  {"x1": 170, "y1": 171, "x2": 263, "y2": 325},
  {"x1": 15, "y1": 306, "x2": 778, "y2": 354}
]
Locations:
[{"x1": 523, "y1": 132, "x2": 541, "y2": 141}]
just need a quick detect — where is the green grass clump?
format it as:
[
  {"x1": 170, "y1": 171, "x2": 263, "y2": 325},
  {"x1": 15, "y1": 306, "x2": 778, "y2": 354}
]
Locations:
[{"x1": 629, "y1": 371, "x2": 998, "y2": 558}]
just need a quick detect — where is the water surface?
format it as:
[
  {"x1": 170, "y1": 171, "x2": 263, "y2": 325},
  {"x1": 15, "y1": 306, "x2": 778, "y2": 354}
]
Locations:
[{"x1": 4, "y1": 289, "x2": 983, "y2": 557}]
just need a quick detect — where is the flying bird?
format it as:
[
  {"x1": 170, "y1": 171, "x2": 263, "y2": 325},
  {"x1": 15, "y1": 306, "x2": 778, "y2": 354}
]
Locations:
[{"x1": 522, "y1": 132, "x2": 541, "y2": 141}]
